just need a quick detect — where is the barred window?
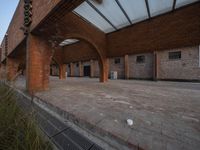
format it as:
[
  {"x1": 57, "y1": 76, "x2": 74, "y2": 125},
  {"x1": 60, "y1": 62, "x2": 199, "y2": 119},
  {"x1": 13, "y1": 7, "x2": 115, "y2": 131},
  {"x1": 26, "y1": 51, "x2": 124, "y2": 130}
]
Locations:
[
  {"x1": 114, "y1": 58, "x2": 121, "y2": 64},
  {"x1": 136, "y1": 55, "x2": 145, "y2": 63},
  {"x1": 169, "y1": 51, "x2": 181, "y2": 60}
]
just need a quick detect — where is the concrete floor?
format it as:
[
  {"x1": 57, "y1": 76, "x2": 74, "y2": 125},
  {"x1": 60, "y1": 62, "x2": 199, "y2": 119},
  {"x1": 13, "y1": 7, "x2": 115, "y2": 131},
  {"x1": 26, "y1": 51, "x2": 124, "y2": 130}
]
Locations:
[{"x1": 14, "y1": 76, "x2": 200, "y2": 150}]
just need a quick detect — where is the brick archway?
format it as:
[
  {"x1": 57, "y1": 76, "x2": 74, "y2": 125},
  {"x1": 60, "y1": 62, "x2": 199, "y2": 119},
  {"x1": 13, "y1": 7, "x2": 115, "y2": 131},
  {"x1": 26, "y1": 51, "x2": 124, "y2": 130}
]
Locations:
[
  {"x1": 62, "y1": 33, "x2": 108, "y2": 82},
  {"x1": 26, "y1": 33, "x2": 108, "y2": 93},
  {"x1": 51, "y1": 57, "x2": 67, "y2": 80}
]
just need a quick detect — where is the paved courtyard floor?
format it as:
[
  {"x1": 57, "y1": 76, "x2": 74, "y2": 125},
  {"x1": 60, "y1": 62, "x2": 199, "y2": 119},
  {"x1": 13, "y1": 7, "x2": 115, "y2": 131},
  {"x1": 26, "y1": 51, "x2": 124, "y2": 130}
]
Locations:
[{"x1": 14, "y1": 76, "x2": 200, "y2": 150}]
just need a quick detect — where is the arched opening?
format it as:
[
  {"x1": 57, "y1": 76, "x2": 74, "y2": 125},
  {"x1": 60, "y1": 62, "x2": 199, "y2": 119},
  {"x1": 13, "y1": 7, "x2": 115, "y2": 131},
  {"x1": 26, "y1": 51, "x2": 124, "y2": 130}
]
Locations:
[
  {"x1": 58, "y1": 34, "x2": 108, "y2": 82},
  {"x1": 50, "y1": 58, "x2": 60, "y2": 77},
  {"x1": 26, "y1": 32, "x2": 108, "y2": 92}
]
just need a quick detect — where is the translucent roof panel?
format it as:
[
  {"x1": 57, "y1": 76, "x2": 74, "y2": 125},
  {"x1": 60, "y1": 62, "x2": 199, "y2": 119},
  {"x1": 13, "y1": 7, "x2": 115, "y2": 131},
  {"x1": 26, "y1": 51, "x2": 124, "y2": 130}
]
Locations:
[
  {"x1": 176, "y1": 0, "x2": 199, "y2": 8},
  {"x1": 118, "y1": 0, "x2": 149, "y2": 24},
  {"x1": 88, "y1": 0, "x2": 130, "y2": 29},
  {"x1": 73, "y1": 0, "x2": 199, "y2": 34},
  {"x1": 73, "y1": 1, "x2": 115, "y2": 33},
  {"x1": 148, "y1": 0, "x2": 174, "y2": 17},
  {"x1": 59, "y1": 39, "x2": 79, "y2": 47}
]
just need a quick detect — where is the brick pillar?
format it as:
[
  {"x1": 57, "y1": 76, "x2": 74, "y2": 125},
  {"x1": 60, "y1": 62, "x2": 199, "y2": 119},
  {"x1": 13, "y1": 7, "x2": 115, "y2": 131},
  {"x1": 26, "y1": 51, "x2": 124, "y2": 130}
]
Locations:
[
  {"x1": 59, "y1": 64, "x2": 66, "y2": 79},
  {"x1": 70, "y1": 63, "x2": 74, "y2": 77},
  {"x1": 6, "y1": 58, "x2": 19, "y2": 81},
  {"x1": 0, "y1": 64, "x2": 1, "y2": 80},
  {"x1": 199, "y1": 45, "x2": 200, "y2": 67},
  {"x1": 0, "y1": 63, "x2": 1, "y2": 79},
  {"x1": 79, "y1": 61, "x2": 83, "y2": 77},
  {"x1": 26, "y1": 34, "x2": 53, "y2": 92},
  {"x1": 124, "y1": 55, "x2": 129, "y2": 79},
  {"x1": 99, "y1": 58, "x2": 108, "y2": 82},
  {"x1": 107, "y1": 59, "x2": 110, "y2": 79},
  {"x1": 0, "y1": 64, "x2": 6, "y2": 79},
  {"x1": 0, "y1": 47, "x2": 2, "y2": 65},
  {"x1": 90, "y1": 60, "x2": 94, "y2": 78},
  {"x1": 153, "y1": 51, "x2": 158, "y2": 80}
]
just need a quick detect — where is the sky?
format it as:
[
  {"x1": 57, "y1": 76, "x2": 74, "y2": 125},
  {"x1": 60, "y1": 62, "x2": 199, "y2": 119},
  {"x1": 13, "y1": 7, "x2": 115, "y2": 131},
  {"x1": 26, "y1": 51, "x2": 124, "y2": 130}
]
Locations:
[{"x1": 0, "y1": 0, "x2": 19, "y2": 43}]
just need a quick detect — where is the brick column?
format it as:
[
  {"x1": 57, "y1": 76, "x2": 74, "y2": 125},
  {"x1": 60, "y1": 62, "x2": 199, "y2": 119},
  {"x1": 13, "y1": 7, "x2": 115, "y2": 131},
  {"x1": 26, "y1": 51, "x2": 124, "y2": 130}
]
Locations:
[
  {"x1": 153, "y1": 51, "x2": 158, "y2": 80},
  {"x1": 0, "y1": 64, "x2": 2, "y2": 80},
  {"x1": 124, "y1": 55, "x2": 129, "y2": 79},
  {"x1": 0, "y1": 64, "x2": 6, "y2": 79},
  {"x1": 199, "y1": 45, "x2": 200, "y2": 67},
  {"x1": 70, "y1": 63, "x2": 74, "y2": 77},
  {"x1": 59, "y1": 64, "x2": 66, "y2": 79},
  {"x1": 90, "y1": 60, "x2": 94, "y2": 78},
  {"x1": 99, "y1": 58, "x2": 108, "y2": 82},
  {"x1": 0, "y1": 47, "x2": 2, "y2": 65},
  {"x1": 6, "y1": 58, "x2": 19, "y2": 81},
  {"x1": 0, "y1": 63, "x2": 1, "y2": 79},
  {"x1": 79, "y1": 61, "x2": 83, "y2": 77},
  {"x1": 26, "y1": 34, "x2": 53, "y2": 92}
]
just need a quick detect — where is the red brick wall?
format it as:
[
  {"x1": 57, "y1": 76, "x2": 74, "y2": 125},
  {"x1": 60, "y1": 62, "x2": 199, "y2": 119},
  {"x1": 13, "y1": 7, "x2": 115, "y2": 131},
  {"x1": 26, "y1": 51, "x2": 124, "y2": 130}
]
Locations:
[
  {"x1": 31, "y1": 0, "x2": 61, "y2": 30},
  {"x1": 63, "y1": 41, "x2": 98, "y2": 63},
  {"x1": 156, "y1": 46, "x2": 200, "y2": 80},
  {"x1": 6, "y1": 58, "x2": 19, "y2": 81},
  {"x1": 1, "y1": 0, "x2": 63, "y2": 61},
  {"x1": 107, "y1": 3, "x2": 200, "y2": 57},
  {"x1": 0, "y1": 38, "x2": 5, "y2": 61},
  {"x1": 0, "y1": 64, "x2": 6, "y2": 79},
  {"x1": 6, "y1": 0, "x2": 25, "y2": 56},
  {"x1": 1, "y1": 35, "x2": 6, "y2": 63},
  {"x1": 2, "y1": 1, "x2": 200, "y2": 63}
]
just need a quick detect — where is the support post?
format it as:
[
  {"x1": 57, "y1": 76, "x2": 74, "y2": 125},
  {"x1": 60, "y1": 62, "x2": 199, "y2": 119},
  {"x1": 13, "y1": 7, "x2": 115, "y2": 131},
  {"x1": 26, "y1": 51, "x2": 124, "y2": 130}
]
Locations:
[
  {"x1": 59, "y1": 64, "x2": 66, "y2": 79},
  {"x1": 79, "y1": 61, "x2": 83, "y2": 77},
  {"x1": 99, "y1": 58, "x2": 108, "y2": 82},
  {"x1": 124, "y1": 55, "x2": 129, "y2": 79},
  {"x1": 6, "y1": 58, "x2": 19, "y2": 81},
  {"x1": 153, "y1": 51, "x2": 158, "y2": 80},
  {"x1": 26, "y1": 34, "x2": 53, "y2": 92},
  {"x1": 0, "y1": 64, "x2": 6, "y2": 80},
  {"x1": 90, "y1": 59, "x2": 94, "y2": 78},
  {"x1": 70, "y1": 63, "x2": 74, "y2": 77}
]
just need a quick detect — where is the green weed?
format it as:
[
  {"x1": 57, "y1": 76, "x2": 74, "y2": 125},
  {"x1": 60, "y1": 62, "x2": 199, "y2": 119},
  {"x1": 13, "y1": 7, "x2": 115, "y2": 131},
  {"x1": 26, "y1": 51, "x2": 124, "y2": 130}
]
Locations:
[{"x1": 0, "y1": 85, "x2": 52, "y2": 150}]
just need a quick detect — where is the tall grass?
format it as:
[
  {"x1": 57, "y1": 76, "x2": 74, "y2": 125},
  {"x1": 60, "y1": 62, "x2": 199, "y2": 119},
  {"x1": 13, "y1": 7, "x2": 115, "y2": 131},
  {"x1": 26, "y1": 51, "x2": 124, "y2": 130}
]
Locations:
[{"x1": 0, "y1": 85, "x2": 52, "y2": 150}]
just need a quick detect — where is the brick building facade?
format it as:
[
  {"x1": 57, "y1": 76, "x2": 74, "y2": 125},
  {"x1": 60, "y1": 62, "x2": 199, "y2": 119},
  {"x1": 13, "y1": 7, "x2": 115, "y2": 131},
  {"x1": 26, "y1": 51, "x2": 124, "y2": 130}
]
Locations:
[
  {"x1": 59, "y1": 46, "x2": 200, "y2": 81},
  {"x1": 0, "y1": 0, "x2": 200, "y2": 92},
  {"x1": 157, "y1": 46, "x2": 200, "y2": 81}
]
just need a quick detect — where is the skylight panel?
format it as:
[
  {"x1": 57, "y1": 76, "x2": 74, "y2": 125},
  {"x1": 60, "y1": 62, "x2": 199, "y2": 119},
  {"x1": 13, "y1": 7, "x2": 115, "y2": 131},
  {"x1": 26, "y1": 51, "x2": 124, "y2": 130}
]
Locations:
[
  {"x1": 118, "y1": 0, "x2": 149, "y2": 24},
  {"x1": 59, "y1": 39, "x2": 79, "y2": 47},
  {"x1": 88, "y1": 0, "x2": 130, "y2": 29},
  {"x1": 175, "y1": 0, "x2": 199, "y2": 8},
  {"x1": 73, "y1": 0, "x2": 199, "y2": 34},
  {"x1": 74, "y1": 1, "x2": 115, "y2": 33},
  {"x1": 148, "y1": 0, "x2": 174, "y2": 17}
]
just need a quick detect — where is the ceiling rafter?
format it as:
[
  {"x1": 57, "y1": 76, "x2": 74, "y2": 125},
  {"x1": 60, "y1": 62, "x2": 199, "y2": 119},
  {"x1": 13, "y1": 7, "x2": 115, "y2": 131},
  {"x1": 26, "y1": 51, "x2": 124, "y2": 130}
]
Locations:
[
  {"x1": 172, "y1": 0, "x2": 177, "y2": 10},
  {"x1": 114, "y1": 0, "x2": 132, "y2": 25},
  {"x1": 145, "y1": 0, "x2": 151, "y2": 19}
]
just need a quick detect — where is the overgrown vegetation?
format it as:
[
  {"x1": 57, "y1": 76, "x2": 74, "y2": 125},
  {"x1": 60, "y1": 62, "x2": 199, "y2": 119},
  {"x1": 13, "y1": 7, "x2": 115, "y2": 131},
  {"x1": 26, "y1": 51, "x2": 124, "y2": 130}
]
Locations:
[{"x1": 0, "y1": 84, "x2": 52, "y2": 150}]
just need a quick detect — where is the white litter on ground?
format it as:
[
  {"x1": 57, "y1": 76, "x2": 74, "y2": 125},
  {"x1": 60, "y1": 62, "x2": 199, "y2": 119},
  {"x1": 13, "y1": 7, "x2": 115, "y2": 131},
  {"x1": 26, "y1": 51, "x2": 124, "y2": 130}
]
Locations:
[{"x1": 127, "y1": 119, "x2": 133, "y2": 126}]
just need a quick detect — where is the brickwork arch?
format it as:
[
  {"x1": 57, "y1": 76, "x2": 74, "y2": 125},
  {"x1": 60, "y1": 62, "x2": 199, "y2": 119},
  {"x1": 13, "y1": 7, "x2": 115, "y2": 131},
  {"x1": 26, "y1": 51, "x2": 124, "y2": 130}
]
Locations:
[
  {"x1": 61, "y1": 33, "x2": 108, "y2": 82},
  {"x1": 52, "y1": 57, "x2": 60, "y2": 66}
]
